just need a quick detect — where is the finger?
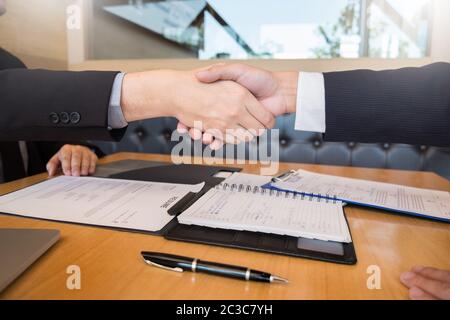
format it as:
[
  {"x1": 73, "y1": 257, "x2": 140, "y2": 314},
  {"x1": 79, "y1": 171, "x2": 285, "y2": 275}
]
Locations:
[
  {"x1": 80, "y1": 151, "x2": 91, "y2": 176},
  {"x1": 195, "y1": 63, "x2": 241, "y2": 83},
  {"x1": 189, "y1": 127, "x2": 203, "y2": 140},
  {"x1": 202, "y1": 132, "x2": 214, "y2": 145},
  {"x1": 89, "y1": 155, "x2": 97, "y2": 175},
  {"x1": 238, "y1": 104, "x2": 271, "y2": 134},
  {"x1": 224, "y1": 131, "x2": 240, "y2": 145},
  {"x1": 70, "y1": 148, "x2": 82, "y2": 177},
  {"x1": 242, "y1": 95, "x2": 275, "y2": 129},
  {"x1": 59, "y1": 147, "x2": 72, "y2": 176},
  {"x1": 400, "y1": 271, "x2": 450, "y2": 300},
  {"x1": 46, "y1": 154, "x2": 61, "y2": 177},
  {"x1": 203, "y1": 127, "x2": 224, "y2": 144},
  {"x1": 177, "y1": 122, "x2": 189, "y2": 134},
  {"x1": 412, "y1": 266, "x2": 450, "y2": 283},
  {"x1": 408, "y1": 286, "x2": 437, "y2": 300},
  {"x1": 210, "y1": 138, "x2": 224, "y2": 150},
  {"x1": 228, "y1": 125, "x2": 255, "y2": 143}
]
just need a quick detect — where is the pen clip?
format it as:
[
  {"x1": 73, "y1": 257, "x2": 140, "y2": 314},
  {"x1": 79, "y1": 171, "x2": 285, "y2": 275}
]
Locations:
[
  {"x1": 271, "y1": 170, "x2": 296, "y2": 182},
  {"x1": 142, "y1": 258, "x2": 184, "y2": 273}
]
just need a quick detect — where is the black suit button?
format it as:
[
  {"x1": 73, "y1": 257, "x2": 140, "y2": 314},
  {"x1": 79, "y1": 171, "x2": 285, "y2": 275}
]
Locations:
[
  {"x1": 60, "y1": 112, "x2": 70, "y2": 124},
  {"x1": 49, "y1": 112, "x2": 59, "y2": 124},
  {"x1": 70, "y1": 112, "x2": 81, "y2": 124}
]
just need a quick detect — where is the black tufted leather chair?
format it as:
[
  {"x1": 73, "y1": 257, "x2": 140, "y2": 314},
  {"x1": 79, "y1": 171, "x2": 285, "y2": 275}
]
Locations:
[{"x1": 91, "y1": 114, "x2": 450, "y2": 180}]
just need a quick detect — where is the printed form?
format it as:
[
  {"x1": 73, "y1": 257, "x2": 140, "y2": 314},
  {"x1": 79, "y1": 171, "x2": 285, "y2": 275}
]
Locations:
[{"x1": 0, "y1": 176, "x2": 204, "y2": 232}]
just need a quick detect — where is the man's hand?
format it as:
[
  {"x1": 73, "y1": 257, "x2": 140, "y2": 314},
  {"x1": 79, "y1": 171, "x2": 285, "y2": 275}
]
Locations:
[
  {"x1": 400, "y1": 266, "x2": 450, "y2": 300},
  {"x1": 196, "y1": 63, "x2": 298, "y2": 116},
  {"x1": 46, "y1": 144, "x2": 98, "y2": 177},
  {"x1": 121, "y1": 69, "x2": 275, "y2": 145},
  {"x1": 177, "y1": 63, "x2": 298, "y2": 149}
]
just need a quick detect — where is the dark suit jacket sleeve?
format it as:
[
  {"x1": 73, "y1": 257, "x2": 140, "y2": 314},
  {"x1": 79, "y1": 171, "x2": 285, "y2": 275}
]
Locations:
[
  {"x1": 0, "y1": 68, "x2": 127, "y2": 141},
  {"x1": 323, "y1": 62, "x2": 450, "y2": 147}
]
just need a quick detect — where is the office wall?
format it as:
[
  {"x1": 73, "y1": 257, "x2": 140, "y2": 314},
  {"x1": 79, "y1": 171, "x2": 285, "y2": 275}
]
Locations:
[
  {"x1": 0, "y1": 0, "x2": 70, "y2": 69},
  {"x1": 70, "y1": 58, "x2": 432, "y2": 73},
  {"x1": 430, "y1": 0, "x2": 450, "y2": 62},
  {"x1": 87, "y1": 0, "x2": 196, "y2": 60}
]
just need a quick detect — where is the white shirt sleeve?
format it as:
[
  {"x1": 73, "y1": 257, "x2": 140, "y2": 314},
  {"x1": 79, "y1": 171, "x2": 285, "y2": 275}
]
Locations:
[
  {"x1": 294, "y1": 71, "x2": 326, "y2": 133},
  {"x1": 108, "y1": 72, "x2": 128, "y2": 129}
]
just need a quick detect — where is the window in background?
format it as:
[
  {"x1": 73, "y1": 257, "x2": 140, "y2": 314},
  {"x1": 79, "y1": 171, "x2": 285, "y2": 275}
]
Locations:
[{"x1": 99, "y1": 0, "x2": 432, "y2": 59}]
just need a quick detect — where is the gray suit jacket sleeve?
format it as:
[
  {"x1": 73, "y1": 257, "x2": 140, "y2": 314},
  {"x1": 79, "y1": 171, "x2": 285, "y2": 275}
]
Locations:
[{"x1": 323, "y1": 62, "x2": 450, "y2": 147}]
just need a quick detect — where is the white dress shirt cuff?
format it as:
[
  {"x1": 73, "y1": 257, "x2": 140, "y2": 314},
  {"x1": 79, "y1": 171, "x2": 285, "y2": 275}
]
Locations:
[
  {"x1": 294, "y1": 72, "x2": 326, "y2": 133},
  {"x1": 108, "y1": 72, "x2": 128, "y2": 130}
]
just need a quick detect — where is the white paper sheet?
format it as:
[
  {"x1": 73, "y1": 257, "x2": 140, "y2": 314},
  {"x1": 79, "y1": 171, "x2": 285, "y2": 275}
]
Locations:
[
  {"x1": 0, "y1": 176, "x2": 204, "y2": 232},
  {"x1": 273, "y1": 169, "x2": 450, "y2": 220}
]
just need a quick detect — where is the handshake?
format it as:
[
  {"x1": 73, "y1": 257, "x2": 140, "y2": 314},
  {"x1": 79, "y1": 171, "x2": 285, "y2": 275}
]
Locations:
[{"x1": 121, "y1": 64, "x2": 299, "y2": 150}]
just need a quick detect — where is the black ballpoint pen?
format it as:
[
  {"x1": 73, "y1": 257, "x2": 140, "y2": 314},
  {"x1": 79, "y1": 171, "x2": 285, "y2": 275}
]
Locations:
[{"x1": 141, "y1": 251, "x2": 289, "y2": 284}]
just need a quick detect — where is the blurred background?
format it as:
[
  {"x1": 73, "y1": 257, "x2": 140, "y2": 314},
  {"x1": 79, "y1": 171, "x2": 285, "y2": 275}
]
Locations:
[
  {"x1": 0, "y1": 0, "x2": 449, "y2": 178},
  {"x1": 92, "y1": 0, "x2": 434, "y2": 60},
  {"x1": 1, "y1": 0, "x2": 447, "y2": 66}
]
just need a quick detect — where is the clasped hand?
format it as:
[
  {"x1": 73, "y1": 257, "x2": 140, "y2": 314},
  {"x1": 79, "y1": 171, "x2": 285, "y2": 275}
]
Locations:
[
  {"x1": 121, "y1": 69, "x2": 278, "y2": 149},
  {"x1": 176, "y1": 64, "x2": 296, "y2": 149}
]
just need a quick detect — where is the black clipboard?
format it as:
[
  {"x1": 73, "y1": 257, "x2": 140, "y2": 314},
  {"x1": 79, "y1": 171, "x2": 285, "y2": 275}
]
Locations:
[{"x1": 112, "y1": 164, "x2": 357, "y2": 265}]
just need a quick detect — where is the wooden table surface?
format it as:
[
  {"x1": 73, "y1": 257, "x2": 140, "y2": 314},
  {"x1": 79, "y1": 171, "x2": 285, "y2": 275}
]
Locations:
[{"x1": 0, "y1": 152, "x2": 449, "y2": 300}]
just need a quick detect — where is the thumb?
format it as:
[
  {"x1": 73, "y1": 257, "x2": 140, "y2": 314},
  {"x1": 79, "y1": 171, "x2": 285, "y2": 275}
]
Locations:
[{"x1": 196, "y1": 63, "x2": 245, "y2": 83}]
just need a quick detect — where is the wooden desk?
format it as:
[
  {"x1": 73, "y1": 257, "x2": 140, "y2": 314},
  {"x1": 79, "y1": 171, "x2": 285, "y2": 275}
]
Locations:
[{"x1": 1, "y1": 153, "x2": 449, "y2": 300}]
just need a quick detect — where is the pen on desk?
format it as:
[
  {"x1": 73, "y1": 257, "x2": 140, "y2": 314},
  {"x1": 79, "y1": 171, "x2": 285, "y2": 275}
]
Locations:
[{"x1": 141, "y1": 251, "x2": 289, "y2": 284}]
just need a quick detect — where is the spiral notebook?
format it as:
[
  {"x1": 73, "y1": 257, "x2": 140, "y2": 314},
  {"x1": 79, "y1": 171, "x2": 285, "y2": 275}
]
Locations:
[{"x1": 178, "y1": 182, "x2": 352, "y2": 243}]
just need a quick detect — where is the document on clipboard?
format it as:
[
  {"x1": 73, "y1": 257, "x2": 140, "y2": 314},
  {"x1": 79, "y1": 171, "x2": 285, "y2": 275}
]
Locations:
[{"x1": 0, "y1": 176, "x2": 204, "y2": 232}]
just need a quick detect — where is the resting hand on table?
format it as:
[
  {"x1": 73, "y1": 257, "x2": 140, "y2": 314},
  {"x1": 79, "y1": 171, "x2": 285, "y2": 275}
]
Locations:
[
  {"x1": 46, "y1": 144, "x2": 98, "y2": 177},
  {"x1": 177, "y1": 63, "x2": 298, "y2": 149},
  {"x1": 401, "y1": 266, "x2": 450, "y2": 300}
]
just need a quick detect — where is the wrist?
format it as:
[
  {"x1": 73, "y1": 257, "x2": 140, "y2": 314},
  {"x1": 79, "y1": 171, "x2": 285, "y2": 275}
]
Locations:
[
  {"x1": 120, "y1": 70, "x2": 177, "y2": 122},
  {"x1": 275, "y1": 71, "x2": 298, "y2": 114}
]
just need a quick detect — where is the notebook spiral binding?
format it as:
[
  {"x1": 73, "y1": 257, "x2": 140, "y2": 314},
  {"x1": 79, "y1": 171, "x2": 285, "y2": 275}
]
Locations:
[{"x1": 216, "y1": 183, "x2": 338, "y2": 204}]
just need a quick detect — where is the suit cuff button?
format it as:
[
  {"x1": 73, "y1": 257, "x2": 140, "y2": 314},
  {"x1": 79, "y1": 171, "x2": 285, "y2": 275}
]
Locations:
[
  {"x1": 70, "y1": 112, "x2": 81, "y2": 124},
  {"x1": 49, "y1": 112, "x2": 60, "y2": 124},
  {"x1": 60, "y1": 112, "x2": 70, "y2": 124}
]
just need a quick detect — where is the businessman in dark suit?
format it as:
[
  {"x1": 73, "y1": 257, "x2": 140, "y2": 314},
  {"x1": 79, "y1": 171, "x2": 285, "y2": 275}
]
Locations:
[
  {"x1": 178, "y1": 62, "x2": 450, "y2": 149},
  {"x1": 178, "y1": 62, "x2": 450, "y2": 300},
  {"x1": 0, "y1": 47, "x2": 103, "y2": 182}
]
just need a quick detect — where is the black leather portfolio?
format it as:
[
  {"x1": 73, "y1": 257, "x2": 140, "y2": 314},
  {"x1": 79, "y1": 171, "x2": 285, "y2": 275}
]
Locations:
[{"x1": 111, "y1": 163, "x2": 357, "y2": 265}]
